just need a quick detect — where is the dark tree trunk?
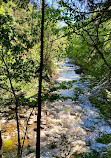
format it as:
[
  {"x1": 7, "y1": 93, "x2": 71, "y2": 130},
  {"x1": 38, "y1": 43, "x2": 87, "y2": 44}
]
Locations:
[{"x1": 36, "y1": 0, "x2": 44, "y2": 157}]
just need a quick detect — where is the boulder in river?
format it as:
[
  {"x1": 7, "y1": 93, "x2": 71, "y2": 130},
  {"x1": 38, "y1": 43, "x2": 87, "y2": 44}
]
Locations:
[{"x1": 75, "y1": 68, "x2": 83, "y2": 74}]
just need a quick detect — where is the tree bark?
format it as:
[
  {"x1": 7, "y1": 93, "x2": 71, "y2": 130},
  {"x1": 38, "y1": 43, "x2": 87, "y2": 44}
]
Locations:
[{"x1": 36, "y1": 0, "x2": 44, "y2": 157}]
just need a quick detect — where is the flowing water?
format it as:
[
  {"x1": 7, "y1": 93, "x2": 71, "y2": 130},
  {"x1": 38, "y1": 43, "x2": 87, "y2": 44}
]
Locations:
[
  {"x1": 41, "y1": 59, "x2": 111, "y2": 157},
  {"x1": 2, "y1": 59, "x2": 111, "y2": 158}
]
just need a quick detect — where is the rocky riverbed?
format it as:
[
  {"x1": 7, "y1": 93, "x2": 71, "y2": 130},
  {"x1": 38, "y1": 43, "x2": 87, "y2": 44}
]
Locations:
[{"x1": 1, "y1": 59, "x2": 111, "y2": 158}]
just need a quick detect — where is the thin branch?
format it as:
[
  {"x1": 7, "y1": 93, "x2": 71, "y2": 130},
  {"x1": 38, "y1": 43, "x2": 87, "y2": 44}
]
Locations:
[{"x1": 21, "y1": 107, "x2": 35, "y2": 156}]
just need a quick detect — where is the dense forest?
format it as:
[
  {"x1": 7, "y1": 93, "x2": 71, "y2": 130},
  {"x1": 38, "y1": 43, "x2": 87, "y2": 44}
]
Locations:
[{"x1": 0, "y1": 0, "x2": 111, "y2": 158}]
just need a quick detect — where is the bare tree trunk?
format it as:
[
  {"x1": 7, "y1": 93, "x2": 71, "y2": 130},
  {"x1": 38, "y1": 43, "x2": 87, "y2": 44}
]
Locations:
[{"x1": 36, "y1": 0, "x2": 44, "y2": 157}]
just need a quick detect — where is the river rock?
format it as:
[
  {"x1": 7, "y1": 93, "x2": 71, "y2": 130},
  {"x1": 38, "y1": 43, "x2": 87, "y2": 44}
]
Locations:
[
  {"x1": 75, "y1": 68, "x2": 83, "y2": 74},
  {"x1": 23, "y1": 153, "x2": 35, "y2": 158}
]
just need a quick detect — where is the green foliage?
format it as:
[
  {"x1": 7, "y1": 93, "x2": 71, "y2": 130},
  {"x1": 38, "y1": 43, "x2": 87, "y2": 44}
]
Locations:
[
  {"x1": 49, "y1": 142, "x2": 57, "y2": 149},
  {"x1": 46, "y1": 93, "x2": 61, "y2": 102},
  {"x1": 66, "y1": 35, "x2": 92, "y2": 71},
  {"x1": 0, "y1": 0, "x2": 66, "y2": 107},
  {"x1": 73, "y1": 87, "x2": 84, "y2": 101},
  {"x1": 72, "y1": 149, "x2": 102, "y2": 158},
  {"x1": 59, "y1": 0, "x2": 111, "y2": 85},
  {"x1": 89, "y1": 96, "x2": 111, "y2": 121},
  {"x1": 105, "y1": 147, "x2": 111, "y2": 158},
  {"x1": 0, "y1": 0, "x2": 110, "y2": 157},
  {"x1": 50, "y1": 80, "x2": 76, "y2": 91},
  {"x1": 3, "y1": 138, "x2": 17, "y2": 152},
  {"x1": 96, "y1": 134, "x2": 111, "y2": 145}
]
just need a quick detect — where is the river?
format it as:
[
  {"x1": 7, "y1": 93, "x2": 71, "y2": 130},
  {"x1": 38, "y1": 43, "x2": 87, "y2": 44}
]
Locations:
[{"x1": 41, "y1": 58, "x2": 111, "y2": 157}]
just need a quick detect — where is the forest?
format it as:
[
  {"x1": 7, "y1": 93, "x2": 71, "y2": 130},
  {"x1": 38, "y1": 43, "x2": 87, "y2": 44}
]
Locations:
[{"x1": 0, "y1": 0, "x2": 111, "y2": 158}]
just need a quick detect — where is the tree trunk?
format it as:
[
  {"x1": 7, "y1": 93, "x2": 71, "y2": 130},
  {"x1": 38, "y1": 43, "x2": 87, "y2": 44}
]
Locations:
[{"x1": 36, "y1": 0, "x2": 44, "y2": 157}]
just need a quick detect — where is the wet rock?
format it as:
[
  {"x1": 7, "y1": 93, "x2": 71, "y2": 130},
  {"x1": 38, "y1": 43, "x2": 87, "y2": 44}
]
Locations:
[
  {"x1": 45, "y1": 111, "x2": 50, "y2": 116},
  {"x1": 23, "y1": 153, "x2": 35, "y2": 158},
  {"x1": 75, "y1": 68, "x2": 83, "y2": 74},
  {"x1": 41, "y1": 131, "x2": 48, "y2": 138},
  {"x1": 41, "y1": 112, "x2": 45, "y2": 117},
  {"x1": 41, "y1": 119, "x2": 47, "y2": 125},
  {"x1": 1, "y1": 119, "x2": 6, "y2": 124},
  {"x1": 33, "y1": 128, "x2": 37, "y2": 132},
  {"x1": 19, "y1": 114, "x2": 26, "y2": 119},
  {"x1": 70, "y1": 111, "x2": 76, "y2": 115},
  {"x1": 33, "y1": 121, "x2": 37, "y2": 124}
]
